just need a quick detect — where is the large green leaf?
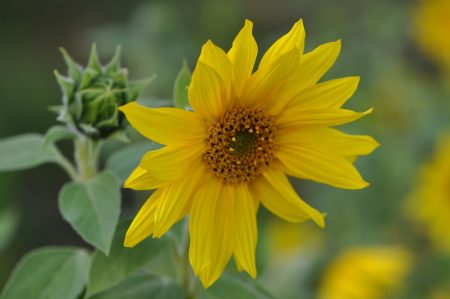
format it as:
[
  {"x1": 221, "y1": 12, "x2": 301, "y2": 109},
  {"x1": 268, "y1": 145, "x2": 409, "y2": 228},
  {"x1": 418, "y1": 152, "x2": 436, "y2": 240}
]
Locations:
[
  {"x1": 89, "y1": 273, "x2": 186, "y2": 299},
  {"x1": 85, "y1": 220, "x2": 168, "y2": 297},
  {"x1": 172, "y1": 60, "x2": 191, "y2": 109},
  {"x1": 137, "y1": 98, "x2": 173, "y2": 108},
  {"x1": 0, "y1": 247, "x2": 90, "y2": 299},
  {"x1": 199, "y1": 274, "x2": 275, "y2": 299},
  {"x1": 58, "y1": 171, "x2": 120, "y2": 255},
  {"x1": 0, "y1": 134, "x2": 57, "y2": 172},
  {"x1": 105, "y1": 141, "x2": 161, "y2": 182}
]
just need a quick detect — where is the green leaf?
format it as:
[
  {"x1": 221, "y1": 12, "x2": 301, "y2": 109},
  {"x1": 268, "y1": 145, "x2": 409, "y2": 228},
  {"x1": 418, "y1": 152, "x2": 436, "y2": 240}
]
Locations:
[
  {"x1": 0, "y1": 134, "x2": 57, "y2": 172},
  {"x1": 105, "y1": 45, "x2": 122, "y2": 75},
  {"x1": 107, "y1": 130, "x2": 130, "y2": 143},
  {"x1": 127, "y1": 75, "x2": 155, "y2": 100},
  {"x1": 88, "y1": 273, "x2": 186, "y2": 299},
  {"x1": 105, "y1": 141, "x2": 162, "y2": 183},
  {"x1": 87, "y1": 43, "x2": 102, "y2": 73},
  {"x1": 44, "y1": 125, "x2": 77, "y2": 145},
  {"x1": 59, "y1": 47, "x2": 83, "y2": 82},
  {"x1": 0, "y1": 247, "x2": 91, "y2": 299},
  {"x1": 58, "y1": 171, "x2": 121, "y2": 255},
  {"x1": 137, "y1": 97, "x2": 173, "y2": 108},
  {"x1": 85, "y1": 220, "x2": 168, "y2": 297},
  {"x1": 0, "y1": 207, "x2": 19, "y2": 253},
  {"x1": 198, "y1": 274, "x2": 275, "y2": 299},
  {"x1": 48, "y1": 105, "x2": 63, "y2": 114},
  {"x1": 80, "y1": 68, "x2": 98, "y2": 90},
  {"x1": 172, "y1": 60, "x2": 191, "y2": 109},
  {"x1": 54, "y1": 70, "x2": 75, "y2": 99}
]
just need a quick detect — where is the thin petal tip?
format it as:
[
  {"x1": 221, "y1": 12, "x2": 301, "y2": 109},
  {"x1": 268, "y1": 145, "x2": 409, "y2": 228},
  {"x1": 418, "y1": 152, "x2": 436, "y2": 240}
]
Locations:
[
  {"x1": 123, "y1": 174, "x2": 142, "y2": 190},
  {"x1": 325, "y1": 39, "x2": 342, "y2": 52},
  {"x1": 359, "y1": 180, "x2": 370, "y2": 189},
  {"x1": 248, "y1": 268, "x2": 257, "y2": 279},
  {"x1": 123, "y1": 236, "x2": 136, "y2": 248},
  {"x1": 204, "y1": 39, "x2": 214, "y2": 47},
  {"x1": 293, "y1": 18, "x2": 304, "y2": 29},
  {"x1": 123, "y1": 178, "x2": 133, "y2": 189},
  {"x1": 371, "y1": 138, "x2": 381, "y2": 150},
  {"x1": 118, "y1": 101, "x2": 138, "y2": 113},
  {"x1": 321, "y1": 213, "x2": 328, "y2": 228},
  {"x1": 200, "y1": 277, "x2": 214, "y2": 289},
  {"x1": 364, "y1": 107, "x2": 375, "y2": 115},
  {"x1": 311, "y1": 211, "x2": 326, "y2": 228},
  {"x1": 317, "y1": 213, "x2": 327, "y2": 228},
  {"x1": 243, "y1": 19, "x2": 254, "y2": 29},
  {"x1": 350, "y1": 76, "x2": 361, "y2": 83}
]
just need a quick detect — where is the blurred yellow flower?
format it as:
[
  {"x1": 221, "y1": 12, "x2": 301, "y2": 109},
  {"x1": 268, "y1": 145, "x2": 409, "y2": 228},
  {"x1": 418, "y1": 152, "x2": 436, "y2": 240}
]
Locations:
[
  {"x1": 318, "y1": 247, "x2": 412, "y2": 299},
  {"x1": 407, "y1": 134, "x2": 450, "y2": 253},
  {"x1": 120, "y1": 19, "x2": 378, "y2": 287},
  {"x1": 268, "y1": 220, "x2": 322, "y2": 256},
  {"x1": 413, "y1": 0, "x2": 450, "y2": 70}
]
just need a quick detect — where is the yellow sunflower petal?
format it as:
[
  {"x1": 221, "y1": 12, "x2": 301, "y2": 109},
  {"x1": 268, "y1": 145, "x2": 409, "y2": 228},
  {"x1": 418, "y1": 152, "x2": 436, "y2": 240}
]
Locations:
[
  {"x1": 288, "y1": 76, "x2": 360, "y2": 110},
  {"x1": 189, "y1": 62, "x2": 229, "y2": 123},
  {"x1": 234, "y1": 258, "x2": 245, "y2": 273},
  {"x1": 277, "y1": 108, "x2": 373, "y2": 129},
  {"x1": 189, "y1": 177, "x2": 233, "y2": 288},
  {"x1": 227, "y1": 19, "x2": 258, "y2": 97},
  {"x1": 259, "y1": 19, "x2": 305, "y2": 70},
  {"x1": 124, "y1": 189, "x2": 162, "y2": 247},
  {"x1": 124, "y1": 166, "x2": 166, "y2": 190},
  {"x1": 199, "y1": 40, "x2": 232, "y2": 103},
  {"x1": 119, "y1": 102, "x2": 206, "y2": 145},
  {"x1": 252, "y1": 167, "x2": 325, "y2": 227},
  {"x1": 298, "y1": 40, "x2": 341, "y2": 86},
  {"x1": 139, "y1": 145, "x2": 203, "y2": 182},
  {"x1": 152, "y1": 160, "x2": 206, "y2": 237},
  {"x1": 277, "y1": 145, "x2": 369, "y2": 189},
  {"x1": 277, "y1": 127, "x2": 380, "y2": 159},
  {"x1": 242, "y1": 48, "x2": 300, "y2": 109},
  {"x1": 232, "y1": 184, "x2": 258, "y2": 278},
  {"x1": 272, "y1": 40, "x2": 342, "y2": 105}
]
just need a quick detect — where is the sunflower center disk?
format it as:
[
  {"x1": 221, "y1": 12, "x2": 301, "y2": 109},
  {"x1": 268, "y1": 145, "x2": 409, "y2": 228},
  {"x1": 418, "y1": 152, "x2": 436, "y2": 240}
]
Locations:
[{"x1": 204, "y1": 106, "x2": 277, "y2": 184}]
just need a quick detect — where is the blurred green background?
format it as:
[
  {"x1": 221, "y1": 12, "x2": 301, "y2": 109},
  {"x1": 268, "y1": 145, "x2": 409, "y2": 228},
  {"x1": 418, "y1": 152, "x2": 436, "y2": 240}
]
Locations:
[{"x1": 1, "y1": 0, "x2": 449, "y2": 298}]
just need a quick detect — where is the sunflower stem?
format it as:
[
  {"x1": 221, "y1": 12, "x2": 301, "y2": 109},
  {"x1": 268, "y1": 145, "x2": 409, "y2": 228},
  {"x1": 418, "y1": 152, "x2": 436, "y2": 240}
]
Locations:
[
  {"x1": 73, "y1": 136, "x2": 101, "y2": 181},
  {"x1": 172, "y1": 219, "x2": 197, "y2": 298}
]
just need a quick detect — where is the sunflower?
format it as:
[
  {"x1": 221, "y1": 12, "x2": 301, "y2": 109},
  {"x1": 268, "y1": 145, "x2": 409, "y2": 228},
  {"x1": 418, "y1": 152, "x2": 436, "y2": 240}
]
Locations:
[
  {"x1": 413, "y1": 0, "x2": 450, "y2": 71},
  {"x1": 120, "y1": 19, "x2": 378, "y2": 287},
  {"x1": 318, "y1": 247, "x2": 411, "y2": 299},
  {"x1": 406, "y1": 134, "x2": 450, "y2": 253}
]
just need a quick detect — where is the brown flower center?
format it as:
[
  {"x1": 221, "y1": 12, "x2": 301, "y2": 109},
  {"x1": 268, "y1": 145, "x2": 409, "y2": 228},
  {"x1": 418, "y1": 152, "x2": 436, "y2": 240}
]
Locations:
[{"x1": 203, "y1": 106, "x2": 277, "y2": 184}]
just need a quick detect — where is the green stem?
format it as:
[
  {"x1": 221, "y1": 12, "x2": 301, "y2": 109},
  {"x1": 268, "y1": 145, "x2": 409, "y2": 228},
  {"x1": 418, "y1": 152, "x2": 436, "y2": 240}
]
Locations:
[
  {"x1": 74, "y1": 137, "x2": 101, "y2": 181},
  {"x1": 172, "y1": 220, "x2": 197, "y2": 299}
]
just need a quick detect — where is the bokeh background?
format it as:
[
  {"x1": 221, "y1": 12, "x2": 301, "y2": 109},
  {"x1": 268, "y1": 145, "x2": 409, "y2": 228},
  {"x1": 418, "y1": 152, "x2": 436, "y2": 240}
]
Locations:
[{"x1": 1, "y1": 0, "x2": 449, "y2": 298}]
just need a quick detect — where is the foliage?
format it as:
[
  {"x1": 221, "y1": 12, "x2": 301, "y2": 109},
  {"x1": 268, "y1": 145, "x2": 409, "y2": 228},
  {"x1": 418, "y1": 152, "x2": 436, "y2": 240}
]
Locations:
[{"x1": 0, "y1": 47, "x2": 274, "y2": 298}]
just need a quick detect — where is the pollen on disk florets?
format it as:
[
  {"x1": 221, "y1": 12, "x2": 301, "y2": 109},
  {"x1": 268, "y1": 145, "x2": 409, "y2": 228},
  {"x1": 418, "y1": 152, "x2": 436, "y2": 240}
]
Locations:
[{"x1": 204, "y1": 106, "x2": 277, "y2": 184}]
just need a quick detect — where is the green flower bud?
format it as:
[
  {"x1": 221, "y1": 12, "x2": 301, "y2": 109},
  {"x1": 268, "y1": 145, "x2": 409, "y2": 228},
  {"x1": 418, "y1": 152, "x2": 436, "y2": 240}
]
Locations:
[{"x1": 53, "y1": 44, "x2": 153, "y2": 139}]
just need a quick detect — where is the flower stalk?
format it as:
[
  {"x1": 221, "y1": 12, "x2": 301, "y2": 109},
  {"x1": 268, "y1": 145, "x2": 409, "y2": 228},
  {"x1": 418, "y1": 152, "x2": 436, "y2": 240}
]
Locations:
[
  {"x1": 171, "y1": 220, "x2": 197, "y2": 298},
  {"x1": 74, "y1": 137, "x2": 101, "y2": 181}
]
